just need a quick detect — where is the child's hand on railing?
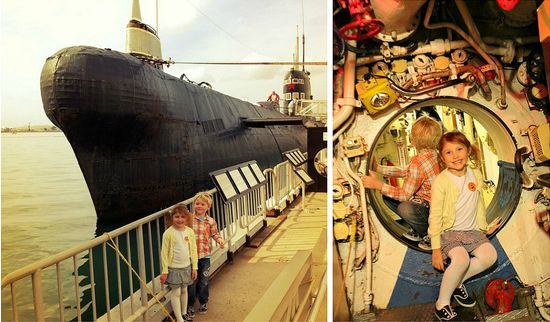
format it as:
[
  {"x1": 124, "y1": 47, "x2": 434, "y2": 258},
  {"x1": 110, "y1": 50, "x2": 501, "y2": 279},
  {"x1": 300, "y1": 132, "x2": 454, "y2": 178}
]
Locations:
[{"x1": 219, "y1": 241, "x2": 225, "y2": 249}]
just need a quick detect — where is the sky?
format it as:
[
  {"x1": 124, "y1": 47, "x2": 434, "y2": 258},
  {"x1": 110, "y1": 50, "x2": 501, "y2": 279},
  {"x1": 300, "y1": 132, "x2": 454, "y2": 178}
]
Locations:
[{"x1": 0, "y1": 0, "x2": 328, "y2": 127}]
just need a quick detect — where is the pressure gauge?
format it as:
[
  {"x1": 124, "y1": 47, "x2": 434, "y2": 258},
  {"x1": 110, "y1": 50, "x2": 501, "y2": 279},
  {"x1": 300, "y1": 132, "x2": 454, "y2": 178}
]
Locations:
[
  {"x1": 516, "y1": 62, "x2": 532, "y2": 86},
  {"x1": 527, "y1": 83, "x2": 549, "y2": 110}
]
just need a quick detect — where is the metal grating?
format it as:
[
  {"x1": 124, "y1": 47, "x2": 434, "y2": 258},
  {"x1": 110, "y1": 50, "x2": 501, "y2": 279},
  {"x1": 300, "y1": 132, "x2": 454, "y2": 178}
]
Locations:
[{"x1": 485, "y1": 308, "x2": 530, "y2": 321}]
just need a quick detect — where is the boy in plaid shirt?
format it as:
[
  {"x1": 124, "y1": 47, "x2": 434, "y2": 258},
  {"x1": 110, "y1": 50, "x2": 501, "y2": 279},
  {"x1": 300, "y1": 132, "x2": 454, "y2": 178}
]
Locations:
[
  {"x1": 187, "y1": 192, "x2": 224, "y2": 317},
  {"x1": 362, "y1": 115, "x2": 442, "y2": 250}
]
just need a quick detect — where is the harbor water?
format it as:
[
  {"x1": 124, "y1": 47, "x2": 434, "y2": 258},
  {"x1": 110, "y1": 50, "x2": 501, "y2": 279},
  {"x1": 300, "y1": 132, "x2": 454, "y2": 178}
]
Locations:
[{"x1": 1, "y1": 132, "x2": 97, "y2": 319}]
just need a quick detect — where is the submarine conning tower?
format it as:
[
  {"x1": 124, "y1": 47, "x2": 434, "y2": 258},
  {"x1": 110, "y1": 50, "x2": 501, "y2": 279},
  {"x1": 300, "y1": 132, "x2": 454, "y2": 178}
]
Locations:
[{"x1": 125, "y1": 0, "x2": 163, "y2": 65}]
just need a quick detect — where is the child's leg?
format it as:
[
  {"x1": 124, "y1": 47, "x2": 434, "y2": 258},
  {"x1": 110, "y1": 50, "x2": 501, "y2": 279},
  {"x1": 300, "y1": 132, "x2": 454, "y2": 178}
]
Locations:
[
  {"x1": 382, "y1": 196, "x2": 400, "y2": 214},
  {"x1": 197, "y1": 258, "x2": 211, "y2": 304},
  {"x1": 461, "y1": 242, "x2": 497, "y2": 282},
  {"x1": 170, "y1": 287, "x2": 184, "y2": 322},
  {"x1": 187, "y1": 282, "x2": 196, "y2": 309},
  {"x1": 396, "y1": 201, "x2": 429, "y2": 236},
  {"x1": 436, "y1": 247, "x2": 470, "y2": 309},
  {"x1": 180, "y1": 287, "x2": 188, "y2": 316}
]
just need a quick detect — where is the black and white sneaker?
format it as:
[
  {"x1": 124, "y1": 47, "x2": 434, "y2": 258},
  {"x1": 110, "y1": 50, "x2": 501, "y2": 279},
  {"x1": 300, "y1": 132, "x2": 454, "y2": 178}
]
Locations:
[
  {"x1": 187, "y1": 307, "x2": 195, "y2": 318},
  {"x1": 198, "y1": 303, "x2": 208, "y2": 314},
  {"x1": 403, "y1": 228, "x2": 422, "y2": 242},
  {"x1": 182, "y1": 313, "x2": 193, "y2": 322},
  {"x1": 434, "y1": 304, "x2": 457, "y2": 321},
  {"x1": 453, "y1": 284, "x2": 476, "y2": 307}
]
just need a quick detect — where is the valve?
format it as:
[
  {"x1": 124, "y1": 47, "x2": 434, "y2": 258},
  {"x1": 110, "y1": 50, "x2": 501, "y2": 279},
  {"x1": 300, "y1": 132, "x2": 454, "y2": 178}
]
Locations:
[
  {"x1": 338, "y1": 0, "x2": 383, "y2": 40},
  {"x1": 485, "y1": 278, "x2": 515, "y2": 314}
]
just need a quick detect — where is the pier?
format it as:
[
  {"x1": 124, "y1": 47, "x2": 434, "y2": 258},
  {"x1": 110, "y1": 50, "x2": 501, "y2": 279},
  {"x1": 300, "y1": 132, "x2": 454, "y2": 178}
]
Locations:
[{"x1": 1, "y1": 160, "x2": 327, "y2": 322}]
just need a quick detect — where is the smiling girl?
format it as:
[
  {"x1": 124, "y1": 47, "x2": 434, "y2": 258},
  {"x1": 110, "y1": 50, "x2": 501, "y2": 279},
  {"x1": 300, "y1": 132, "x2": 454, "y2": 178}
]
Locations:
[
  {"x1": 429, "y1": 131, "x2": 500, "y2": 321},
  {"x1": 160, "y1": 204, "x2": 198, "y2": 322}
]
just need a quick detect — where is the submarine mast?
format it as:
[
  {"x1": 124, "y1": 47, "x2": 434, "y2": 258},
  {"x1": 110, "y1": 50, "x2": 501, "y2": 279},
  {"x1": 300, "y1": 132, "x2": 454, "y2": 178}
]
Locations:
[{"x1": 125, "y1": 0, "x2": 163, "y2": 66}]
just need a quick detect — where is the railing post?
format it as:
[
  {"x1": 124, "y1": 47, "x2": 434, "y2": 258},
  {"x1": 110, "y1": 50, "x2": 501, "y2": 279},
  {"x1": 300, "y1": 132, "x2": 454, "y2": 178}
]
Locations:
[
  {"x1": 136, "y1": 225, "x2": 148, "y2": 322},
  {"x1": 31, "y1": 270, "x2": 45, "y2": 322},
  {"x1": 302, "y1": 182, "x2": 306, "y2": 211}
]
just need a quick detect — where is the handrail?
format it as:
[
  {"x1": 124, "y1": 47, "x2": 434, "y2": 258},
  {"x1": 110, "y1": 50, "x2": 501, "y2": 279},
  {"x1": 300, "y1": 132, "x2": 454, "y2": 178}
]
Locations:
[{"x1": 244, "y1": 250, "x2": 313, "y2": 322}]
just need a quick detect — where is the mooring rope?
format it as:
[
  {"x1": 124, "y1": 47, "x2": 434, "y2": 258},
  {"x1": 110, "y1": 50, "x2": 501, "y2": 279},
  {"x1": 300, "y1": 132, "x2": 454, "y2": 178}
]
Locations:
[{"x1": 105, "y1": 233, "x2": 175, "y2": 322}]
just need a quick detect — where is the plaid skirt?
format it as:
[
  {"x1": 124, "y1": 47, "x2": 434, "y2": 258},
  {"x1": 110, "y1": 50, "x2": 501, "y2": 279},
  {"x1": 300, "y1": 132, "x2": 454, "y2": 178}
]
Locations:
[
  {"x1": 441, "y1": 230, "x2": 489, "y2": 261},
  {"x1": 166, "y1": 266, "x2": 193, "y2": 288}
]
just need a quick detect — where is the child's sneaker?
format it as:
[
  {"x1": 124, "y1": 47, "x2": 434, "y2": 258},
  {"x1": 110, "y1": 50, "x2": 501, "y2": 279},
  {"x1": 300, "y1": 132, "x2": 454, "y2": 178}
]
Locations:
[
  {"x1": 198, "y1": 303, "x2": 208, "y2": 314},
  {"x1": 182, "y1": 313, "x2": 193, "y2": 321},
  {"x1": 418, "y1": 236, "x2": 431, "y2": 250},
  {"x1": 187, "y1": 307, "x2": 195, "y2": 318},
  {"x1": 434, "y1": 304, "x2": 457, "y2": 321},
  {"x1": 403, "y1": 228, "x2": 422, "y2": 242},
  {"x1": 453, "y1": 284, "x2": 476, "y2": 307}
]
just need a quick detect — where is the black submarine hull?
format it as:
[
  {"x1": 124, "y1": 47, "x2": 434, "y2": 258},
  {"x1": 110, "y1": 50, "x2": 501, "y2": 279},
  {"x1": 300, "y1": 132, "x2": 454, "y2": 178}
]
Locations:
[{"x1": 40, "y1": 46, "x2": 307, "y2": 222}]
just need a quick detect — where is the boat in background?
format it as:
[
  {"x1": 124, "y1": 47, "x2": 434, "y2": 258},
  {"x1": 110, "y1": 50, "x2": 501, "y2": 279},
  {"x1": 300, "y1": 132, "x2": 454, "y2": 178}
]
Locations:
[{"x1": 40, "y1": 0, "x2": 306, "y2": 222}]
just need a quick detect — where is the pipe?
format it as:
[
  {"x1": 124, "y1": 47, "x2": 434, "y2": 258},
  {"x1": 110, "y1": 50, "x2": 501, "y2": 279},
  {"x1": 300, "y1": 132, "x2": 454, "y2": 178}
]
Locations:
[
  {"x1": 455, "y1": 0, "x2": 482, "y2": 44},
  {"x1": 333, "y1": 67, "x2": 344, "y2": 113},
  {"x1": 489, "y1": 55, "x2": 507, "y2": 108},
  {"x1": 400, "y1": 67, "x2": 485, "y2": 92},
  {"x1": 333, "y1": 112, "x2": 356, "y2": 142},
  {"x1": 355, "y1": 39, "x2": 515, "y2": 67},
  {"x1": 423, "y1": 0, "x2": 507, "y2": 107},
  {"x1": 534, "y1": 284, "x2": 550, "y2": 321},
  {"x1": 453, "y1": 0, "x2": 508, "y2": 108},
  {"x1": 333, "y1": 41, "x2": 357, "y2": 130},
  {"x1": 344, "y1": 157, "x2": 373, "y2": 312},
  {"x1": 374, "y1": 74, "x2": 467, "y2": 96},
  {"x1": 457, "y1": 65, "x2": 490, "y2": 94}
]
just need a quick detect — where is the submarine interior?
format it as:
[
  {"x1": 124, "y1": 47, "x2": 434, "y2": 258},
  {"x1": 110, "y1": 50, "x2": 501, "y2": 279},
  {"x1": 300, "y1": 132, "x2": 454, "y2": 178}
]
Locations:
[{"x1": 333, "y1": 0, "x2": 550, "y2": 320}]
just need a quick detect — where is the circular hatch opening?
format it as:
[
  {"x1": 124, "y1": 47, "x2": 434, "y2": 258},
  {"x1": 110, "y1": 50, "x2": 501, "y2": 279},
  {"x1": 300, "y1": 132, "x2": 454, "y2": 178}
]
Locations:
[{"x1": 366, "y1": 97, "x2": 522, "y2": 252}]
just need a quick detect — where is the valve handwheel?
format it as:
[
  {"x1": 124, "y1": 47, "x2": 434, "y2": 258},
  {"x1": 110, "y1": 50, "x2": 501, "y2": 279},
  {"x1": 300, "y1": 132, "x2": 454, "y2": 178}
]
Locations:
[{"x1": 339, "y1": 17, "x2": 383, "y2": 40}]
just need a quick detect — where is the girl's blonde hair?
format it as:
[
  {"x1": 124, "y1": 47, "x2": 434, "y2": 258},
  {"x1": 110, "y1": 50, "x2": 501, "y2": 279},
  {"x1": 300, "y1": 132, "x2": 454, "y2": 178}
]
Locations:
[
  {"x1": 193, "y1": 191, "x2": 213, "y2": 208},
  {"x1": 437, "y1": 131, "x2": 481, "y2": 169},
  {"x1": 411, "y1": 115, "x2": 443, "y2": 150}
]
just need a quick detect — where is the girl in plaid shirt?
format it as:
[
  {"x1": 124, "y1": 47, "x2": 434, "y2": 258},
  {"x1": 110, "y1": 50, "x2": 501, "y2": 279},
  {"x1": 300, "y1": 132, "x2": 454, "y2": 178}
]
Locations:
[
  {"x1": 187, "y1": 192, "x2": 224, "y2": 317},
  {"x1": 362, "y1": 115, "x2": 442, "y2": 250}
]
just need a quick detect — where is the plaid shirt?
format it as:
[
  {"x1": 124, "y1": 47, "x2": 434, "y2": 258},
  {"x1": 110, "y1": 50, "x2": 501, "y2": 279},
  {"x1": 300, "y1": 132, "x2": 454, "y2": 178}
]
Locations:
[
  {"x1": 379, "y1": 149, "x2": 440, "y2": 202},
  {"x1": 192, "y1": 214, "x2": 223, "y2": 259}
]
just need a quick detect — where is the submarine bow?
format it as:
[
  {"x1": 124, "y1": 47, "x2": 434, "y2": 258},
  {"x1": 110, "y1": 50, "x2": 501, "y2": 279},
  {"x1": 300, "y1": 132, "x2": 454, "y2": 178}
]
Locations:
[{"x1": 40, "y1": 46, "x2": 306, "y2": 222}]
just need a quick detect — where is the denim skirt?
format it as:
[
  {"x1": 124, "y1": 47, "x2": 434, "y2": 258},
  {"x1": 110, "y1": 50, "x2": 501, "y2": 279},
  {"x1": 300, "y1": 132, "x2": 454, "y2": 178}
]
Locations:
[{"x1": 166, "y1": 266, "x2": 193, "y2": 288}]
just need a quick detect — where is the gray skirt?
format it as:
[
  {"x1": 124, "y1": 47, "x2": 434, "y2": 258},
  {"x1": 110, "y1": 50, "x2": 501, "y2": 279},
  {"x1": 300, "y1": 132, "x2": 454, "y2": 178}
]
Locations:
[
  {"x1": 166, "y1": 266, "x2": 193, "y2": 288},
  {"x1": 441, "y1": 230, "x2": 489, "y2": 261}
]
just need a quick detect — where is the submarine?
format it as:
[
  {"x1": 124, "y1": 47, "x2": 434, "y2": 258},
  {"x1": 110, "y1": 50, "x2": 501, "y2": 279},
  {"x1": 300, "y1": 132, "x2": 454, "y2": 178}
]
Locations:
[
  {"x1": 40, "y1": 0, "x2": 306, "y2": 222},
  {"x1": 333, "y1": 0, "x2": 549, "y2": 320}
]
